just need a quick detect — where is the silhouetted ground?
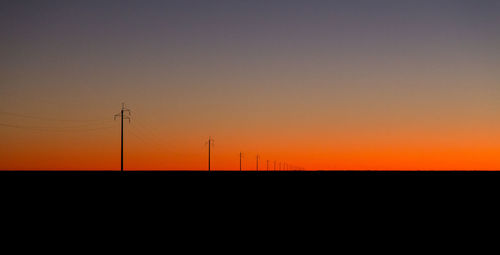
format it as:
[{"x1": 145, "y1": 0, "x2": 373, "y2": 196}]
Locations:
[
  {"x1": 1, "y1": 170, "x2": 498, "y2": 178},
  {"x1": 1, "y1": 170, "x2": 497, "y2": 201}
]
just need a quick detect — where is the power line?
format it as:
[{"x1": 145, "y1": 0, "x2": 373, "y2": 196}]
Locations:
[
  {"x1": 129, "y1": 123, "x2": 168, "y2": 150},
  {"x1": 0, "y1": 123, "x2": 114, "y2": 132},
  {"x1": 129, "y1": 113, "x2": 162, "y2": 136},
  {"x1": 0, "y1": 110, "x2": 112, "y2": 122},
  {"x1": 129, "y1": 118, "x2": 172, "y2": 147}
]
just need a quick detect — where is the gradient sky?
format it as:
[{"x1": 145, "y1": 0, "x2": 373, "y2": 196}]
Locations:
[{"x1": 1, "y1": 0, "x2": 499, "y2": 170}]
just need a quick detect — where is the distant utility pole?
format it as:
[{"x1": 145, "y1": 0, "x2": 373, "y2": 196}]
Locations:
[
  {"x1": 239, "y1": 152, "x2": 243, "y2": 172},
  {"x1": 256, "y1": 155, "x2": 260, "y2": 171},
  {"x1": 267, "y1": 160, "x2": 269, "y2": 171},
  {"x1": 274, "y1": 161, "x2": 276, "y2": 171},
  {"x1": 114, "y1": 103, "x2": 131, "y2": 172},
  {"x1": 207, "y1": 137, "x2": 215, "y2": 171}
]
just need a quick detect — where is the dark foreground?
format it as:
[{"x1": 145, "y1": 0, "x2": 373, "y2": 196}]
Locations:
[
  {"x1": 1, "y1": 170, "x2": 499, "y2": 186},
  {"x1": 1, "y1": 170, "x2": 497, "y2": 207}
]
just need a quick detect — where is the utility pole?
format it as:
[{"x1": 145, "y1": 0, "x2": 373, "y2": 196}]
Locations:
[
  {"x1": 267, "y1": 160, "x2": 269, "y2": 171},
  {"x1": 208, "y1": 138, "x2": 211, "y2": 171},
  {"x1": 256, "y1": 154, "x2": 260, "y2": 171},
  {"x1": 207, "y1": 137, "x2": 215, "y2": 171},
  {"x1": 274, "y1": 161, "x2": 276, "y2": 171},
  {"x1": 240, "y1": 152, "x2": 243, "y2": 172},
  {"x1": 114, "y1": 103, "x2": 131, "y2": 172}
]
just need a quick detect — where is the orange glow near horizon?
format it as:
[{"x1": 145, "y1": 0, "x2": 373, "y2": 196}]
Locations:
[{"x1": 1, "y1": 115, "x2": 499, "y2": 170}]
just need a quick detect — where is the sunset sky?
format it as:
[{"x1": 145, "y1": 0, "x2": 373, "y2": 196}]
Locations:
[{"x1": 1, "y1": 0, "x2": 499, "y2": 170}]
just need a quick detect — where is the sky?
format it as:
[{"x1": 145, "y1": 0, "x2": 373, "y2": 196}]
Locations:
[{"x1": 1, "y1": 0, "x2": 499, "y2": 170}]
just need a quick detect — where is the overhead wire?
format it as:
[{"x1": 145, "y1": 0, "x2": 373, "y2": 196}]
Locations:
[
  {"x1": 128, "y1": 111, "x2": 175, "y2": 147},
  {"x1": 129, "y1": 122, "x2": 170, "y2": 151},
  {"x1": 0, "y1": 109, "x2": 115, "y2": 132},
  {"x1": 0, "y1": 123, "x2": 115, "y2": 132},
  {"x1": 0, "y1": 110, "x2": 113, "y2": 122}
]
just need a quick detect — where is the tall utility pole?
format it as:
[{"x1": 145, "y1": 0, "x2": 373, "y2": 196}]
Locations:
[
  {"x1": 207, "y1": 137, "x2": 215, "y2": 171},
  {"x1": 274, "y1": 161, "x2": 276, "y2": 171},
  {"x1": 114, "y1": 103, "x2": 131, "y2": 172},
  {"x1": 267, "y1": 160, "x2": 269, "y2": 171},
  {"x1": 256, "y1": 155, "x2": 260, "y2": 171}
]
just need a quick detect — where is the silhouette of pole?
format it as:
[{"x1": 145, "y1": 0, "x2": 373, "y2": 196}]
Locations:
[
  {"x1": 121, "y1": 110, "x2": 123, "y2": 171},
  {"x1": 208, "y1": 137, "x2": 211, "y2": 171},
  {"x1": 114, "y1": 103, "x2": 131, "y2": 172},
  {"x1": 274, "y1": 161, "x2": 276, "y2": 171},
  {"x1": 256, "y1": 155, "x2": 260, "y2": 171},
  {"x1": 207, "y1": 137, "x2": 215, "y2": 171},
  {"x1": 267, "y1": 160, "x2": 269, "y2": 171},
  {"x1": 208, "y1": 139, "x2": 210, "y2": 171},
  {"x1": 114, "y1": 103, "x2": 130, "y2": 172},
  {"x1": 240, "y1": 152, "x2": 242, "y2": 172}
]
